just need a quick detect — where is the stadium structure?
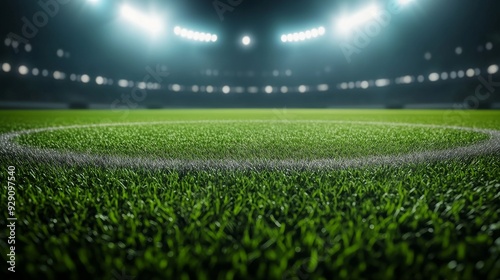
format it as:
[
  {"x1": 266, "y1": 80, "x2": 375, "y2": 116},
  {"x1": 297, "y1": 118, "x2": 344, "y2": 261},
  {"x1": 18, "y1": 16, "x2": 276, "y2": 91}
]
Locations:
[{"x1": 1, "y1": 0, "x2": 499, "y2": 109}]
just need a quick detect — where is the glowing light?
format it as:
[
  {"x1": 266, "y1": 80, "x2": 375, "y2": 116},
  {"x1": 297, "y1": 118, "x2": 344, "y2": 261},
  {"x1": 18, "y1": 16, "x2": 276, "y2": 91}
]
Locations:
[
  {"x1": 317, "y1": 84, "x2": 329, "y2": 91},
  {"x1": 120, "y1": 4, "x2": 163, "y2": 35},
  {"x1": 18, "y1": 65, "x2": 29, "y2": 75},
  {"x1": 375, "y1": 79, "x2": 390, "y2": 87},
  {"x1": 485, "y1": 42, "x2": 493, "y2": 51},
  {"x1": 174, "y1": 26, "x2": 181, "y2": 35},
  {"x1": 192, "y1": 85, "x2": 199, "y2": 92},
  {"x1": 265, "y1": 86, "x2": 273, "y2": 94},
  {"x1": 206, "y1": 85, "x2": 214, "y2": 93},
  {"x1": 2, "y1": 63, "x2": 11, "y2": 72},
  {"x1": 401, "y1": 75, "x2": 413, "y2": 84},
  {"x1": 96, "y1": 76, "x2": 104, "y2": 85},
  {"x1": 248, "y1": 86, "x2": 258, "y2": 94},
  {"x1": 222, "y1": 85, "x2": 230, "y2": 94},
  {"x1": 172, "y1": 84, "x2": 181, "y2": 92},
  {"x1": 428, "y1": 73, "x2": 439, "y2": 82},
  {"x1": 318, "y1": 26, "x2": 325, "y2": 35},
  {"x1": 32, "y1": 68, "x2": 39, "y2": 76},
  {"x1": 280, "y1": 86, "x2": 288, "y2": 93},
  {"x1": 81, "y1": 74, "x2": 90, "y2": 83},
  {"x1": 336, "y1": 4, "x2": 380, "y2": 34},
  {"x1": 53, "y1": 71, "x2": 64, "y2": 80},
  {"x1": 118, "y1": 79, "x2": 128, "y2": 87},
  {"x1": 487, "y1": 64, "x2": 498, "y2": 75},
  {"x1": 281, "y1": 26, "x2": 325, "y2": 43},
  {"x1": 441, "y1": 72, "x2": 448, "y2": 80},
  {"x1": 298, "y1": 85, "x2": 307, "y2": 93},
  {"x1": 466, "y1": 68, "x2": 475, "y2": 77},
  {"x1": 242, "y1": 36, "x2": 251, "y2": 46}
]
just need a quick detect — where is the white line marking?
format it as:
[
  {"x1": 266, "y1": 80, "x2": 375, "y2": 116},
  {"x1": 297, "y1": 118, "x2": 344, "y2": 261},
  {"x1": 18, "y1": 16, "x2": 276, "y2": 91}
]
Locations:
[{"x1": 1, "y1": 120, "x2": 499, "y2": 171}]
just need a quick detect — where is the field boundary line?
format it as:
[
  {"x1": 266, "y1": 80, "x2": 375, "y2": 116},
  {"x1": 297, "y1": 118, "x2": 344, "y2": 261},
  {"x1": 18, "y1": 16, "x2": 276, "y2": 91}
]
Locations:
[{"x1": 1, "y1": 120, "x2": 499, "y2": 171}]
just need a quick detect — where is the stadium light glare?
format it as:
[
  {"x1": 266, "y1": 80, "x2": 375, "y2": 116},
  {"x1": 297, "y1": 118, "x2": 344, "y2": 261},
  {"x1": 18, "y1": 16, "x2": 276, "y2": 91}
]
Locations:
[
  {"x1": 318, "y1": 26, "x2": 325, "y2": 35},
  {"x1": 265, "y1": 86, "x2": 273, "y2": 94},
  {"x1": 18, "y1": 65, "x2": 29, "y2": 75},
  {"x1": 2, "y1": 63, "x2": 11, "y2": 72},
  {"x1": 242, "y1": 36, "x2": 251, "y2": 46},
  {"x1": 280, "y1": 86, "x2": 288, "y2": 93},
  {"x1": 174, "y1": 26, "x2": 217, "y2": 43},
  {"x1": 96, "y1": 76, "x2": 104, "y2": 85},
  {"x1": 120, "y1": 4, "x2": 163, "y2": 36},
  {"x1": 206, "y1": 85, "x2": 214, "y2": 93},
  {"x1": 88, "y1": 0, "x2": 100, "y2": 4},
  {"x1": 466, "y1": 68, "x2": 475, "y2": 77},
  {"x1": 174, "y1": 26, "x2": 181, "y2": 35},
  {"x1": 81, "y1": 74, "x2": 90, "y2": 83},
  {"x1": 281, "y1": 26, "x2": 325, "y2": 43},
  {"x1": 375, "y1": 79, "x2": 390, "y2": 87},
  {"x1": 32, "y1": 68, "x2": 39, "y2": 76},
  {"x1": 488, "y1": 64, "x2": 499, "y2": 75},
  {"x1": 336, "y1": 4, "x2": 380, "y2": 35},
  {"x1": 428, "y1": 73, "x2": 439, "y2": 82},
  {"x1": 118, "y1": 79, "x2": 128, "y2": 87}
]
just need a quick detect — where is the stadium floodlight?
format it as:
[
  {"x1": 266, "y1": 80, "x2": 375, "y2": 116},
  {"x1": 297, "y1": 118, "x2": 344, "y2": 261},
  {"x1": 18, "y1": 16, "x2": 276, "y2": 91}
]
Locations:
[
  {"x1": 242, "y1": 36, "x2": 251, "y2": 46},
  {"x1": 281, "y1": 26, "x2": 325, "y2": 43},
  {"x1": 336, "y1": 4, "x2": 380, "y2": 35},
  {"x1": 120, "y1": 4, "x2": 163, "y2": 36},
  {"x1": 173, "y1": 26, "x2": 218, "y2": 43}
]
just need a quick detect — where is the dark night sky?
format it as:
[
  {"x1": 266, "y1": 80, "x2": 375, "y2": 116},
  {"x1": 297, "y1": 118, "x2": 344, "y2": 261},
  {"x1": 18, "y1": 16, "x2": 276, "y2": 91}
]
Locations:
[{"x1": 1, "y1": 0, "x2": 499, "y2": 79}]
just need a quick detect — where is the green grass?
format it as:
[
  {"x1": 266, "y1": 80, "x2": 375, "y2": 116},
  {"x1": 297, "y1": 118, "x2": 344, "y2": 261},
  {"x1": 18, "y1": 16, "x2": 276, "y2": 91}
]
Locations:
[
  {"x1": 0, "y1": 109, "x2": 499, "y2": 280},
  {"x1": 15, "y1": 121, "x2": 487, "y2": 160}
]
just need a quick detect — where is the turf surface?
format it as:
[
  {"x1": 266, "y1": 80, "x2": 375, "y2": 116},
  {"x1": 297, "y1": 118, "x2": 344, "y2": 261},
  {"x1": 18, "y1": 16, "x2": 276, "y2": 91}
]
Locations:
[{"x1": 0, "y1": 109, "x2": 499, "y2": 280}]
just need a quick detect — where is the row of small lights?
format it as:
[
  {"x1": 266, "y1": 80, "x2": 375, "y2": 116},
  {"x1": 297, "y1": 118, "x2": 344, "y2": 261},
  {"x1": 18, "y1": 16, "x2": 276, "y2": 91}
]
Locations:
[
  {"x1": 424, "y1": 42, "x2": 494, "y2": 60},
  {"x1": 2, "y1": 62, "x2": 497, "y2": 94},
  {"x1": 0, "y1": 63, "x2": 162, "y2": 89},
  {"x1": 280, "y1": 27, "x2": 326, "y2": 43},
  {"x1": 338, "y1": 65, "x2": 499, "y2": 90},
  {"x1": 173, "y1": 26, "x2": 218, "y2": 42},
  {"x1": 201, "y1": 69, "x2": 294, "y2": 77}
]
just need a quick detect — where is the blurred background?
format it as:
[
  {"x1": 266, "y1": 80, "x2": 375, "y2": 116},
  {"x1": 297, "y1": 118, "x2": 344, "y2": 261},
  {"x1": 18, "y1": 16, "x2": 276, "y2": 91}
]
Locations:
[{"x1": 0, "y1": 0, "x2": 499, "y2": 109}]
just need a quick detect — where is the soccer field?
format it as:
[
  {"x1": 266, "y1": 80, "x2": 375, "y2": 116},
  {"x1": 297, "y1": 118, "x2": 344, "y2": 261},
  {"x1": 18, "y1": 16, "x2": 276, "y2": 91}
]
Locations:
[{"x1": 1, "y1": 109, "x2": 500, "y2": 279}]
